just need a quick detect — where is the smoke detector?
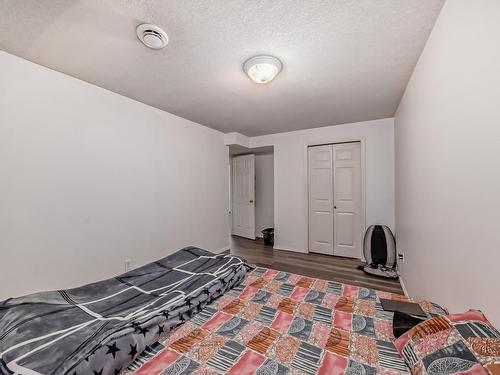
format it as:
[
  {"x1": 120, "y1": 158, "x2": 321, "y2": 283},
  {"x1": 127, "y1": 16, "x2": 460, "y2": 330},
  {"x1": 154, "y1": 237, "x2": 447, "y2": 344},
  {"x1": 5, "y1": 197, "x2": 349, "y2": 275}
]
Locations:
[{"x1": 136, "y1": 23, "x2": 168, "y2": 50}]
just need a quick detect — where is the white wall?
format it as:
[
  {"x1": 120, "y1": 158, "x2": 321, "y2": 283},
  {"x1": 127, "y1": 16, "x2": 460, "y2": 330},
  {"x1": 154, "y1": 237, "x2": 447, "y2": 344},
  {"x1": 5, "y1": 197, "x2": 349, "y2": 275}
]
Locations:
[
  {"x1": 395, "y1": 0, "x2": 500, "y2": 325},
  {"x1": 255, "y1": 153, "x2": 274, "y2": 237},
  {"x1": 249, "y1": 118, "x2": 395, "y2": 253},
  {"x1": 0, "y1": 52, "x2": 229, "y2": 299}
]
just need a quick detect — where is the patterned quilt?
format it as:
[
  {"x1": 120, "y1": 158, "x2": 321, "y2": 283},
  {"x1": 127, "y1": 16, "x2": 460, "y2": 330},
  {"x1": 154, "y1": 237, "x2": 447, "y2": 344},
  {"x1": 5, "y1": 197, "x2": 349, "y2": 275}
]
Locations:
[{"x1": 123, "y1": 267, "x2": 446, "y2": 375}]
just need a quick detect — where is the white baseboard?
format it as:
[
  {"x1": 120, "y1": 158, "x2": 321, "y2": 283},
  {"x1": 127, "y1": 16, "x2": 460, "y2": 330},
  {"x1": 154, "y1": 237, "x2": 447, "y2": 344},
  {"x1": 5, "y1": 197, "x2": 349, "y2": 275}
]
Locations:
[
  {"x1": 397, "y1": 270, "x2": 409, "y2": 297},
  {"x1": 213, "y1": 246, "x2": 230, "y2": 254}
]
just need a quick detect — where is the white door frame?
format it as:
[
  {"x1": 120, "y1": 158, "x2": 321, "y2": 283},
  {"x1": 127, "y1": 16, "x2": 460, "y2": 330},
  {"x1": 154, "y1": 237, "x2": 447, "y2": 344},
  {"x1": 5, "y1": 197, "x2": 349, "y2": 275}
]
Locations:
[{"x1": 304, "y1": 138, "x2": 366, "y2": 259}]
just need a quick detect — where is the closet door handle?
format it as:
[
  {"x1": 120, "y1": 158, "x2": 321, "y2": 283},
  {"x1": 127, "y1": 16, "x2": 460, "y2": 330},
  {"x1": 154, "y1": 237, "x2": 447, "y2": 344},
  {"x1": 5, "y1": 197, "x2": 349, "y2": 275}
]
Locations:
[{"x1": 334, "y1": 206, "x2": 337, "y2": 209}]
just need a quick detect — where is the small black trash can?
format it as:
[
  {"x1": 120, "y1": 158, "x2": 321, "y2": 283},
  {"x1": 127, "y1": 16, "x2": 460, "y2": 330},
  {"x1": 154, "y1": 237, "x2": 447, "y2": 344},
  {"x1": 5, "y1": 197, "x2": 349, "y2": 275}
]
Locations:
[{"x1": 262, "y1": 228, "x2": 274, "y2": 246}]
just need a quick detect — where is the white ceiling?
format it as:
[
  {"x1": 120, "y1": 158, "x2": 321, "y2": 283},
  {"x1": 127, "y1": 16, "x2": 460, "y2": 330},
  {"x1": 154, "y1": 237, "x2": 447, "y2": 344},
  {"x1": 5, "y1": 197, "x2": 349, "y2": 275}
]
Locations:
[{"x1": 0, "y1": 0, "x2": 445, "y2": 136}]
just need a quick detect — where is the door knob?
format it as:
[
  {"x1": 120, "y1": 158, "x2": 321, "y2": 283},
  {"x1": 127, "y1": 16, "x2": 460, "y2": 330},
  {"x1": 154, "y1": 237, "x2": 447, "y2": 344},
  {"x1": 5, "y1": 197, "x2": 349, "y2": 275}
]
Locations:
[
  {"x1": 334, "y1": 206, "x2": 337, "y2": 209},
  {"x1": 249, "y1": 200, "x2": 254, "y2": 203}
]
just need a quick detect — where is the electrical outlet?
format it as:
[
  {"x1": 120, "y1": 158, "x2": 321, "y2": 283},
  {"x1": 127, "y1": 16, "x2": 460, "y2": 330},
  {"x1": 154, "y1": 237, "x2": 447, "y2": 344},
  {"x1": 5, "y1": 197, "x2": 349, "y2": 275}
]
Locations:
[
  {"x1": 397, "y1": 253, "x2": 404, "y2": 263},
  {"x1": 124, "y1": 259, "x2": 132, "y2": 272}
]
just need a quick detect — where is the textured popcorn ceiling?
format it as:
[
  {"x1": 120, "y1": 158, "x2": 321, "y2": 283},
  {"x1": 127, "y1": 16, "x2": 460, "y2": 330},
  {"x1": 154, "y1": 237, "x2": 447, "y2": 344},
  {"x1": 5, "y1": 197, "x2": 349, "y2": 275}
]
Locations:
[{"x1": 0, "y1": 0, "x2": 445, "y2": 136}]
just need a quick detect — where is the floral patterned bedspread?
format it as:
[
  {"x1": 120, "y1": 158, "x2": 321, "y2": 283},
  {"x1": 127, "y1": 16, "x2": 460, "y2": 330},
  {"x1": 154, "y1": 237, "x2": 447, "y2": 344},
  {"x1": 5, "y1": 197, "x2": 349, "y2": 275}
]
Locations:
[{"x1": 123, "y1": 267, "x2": 446, "y2": 375}]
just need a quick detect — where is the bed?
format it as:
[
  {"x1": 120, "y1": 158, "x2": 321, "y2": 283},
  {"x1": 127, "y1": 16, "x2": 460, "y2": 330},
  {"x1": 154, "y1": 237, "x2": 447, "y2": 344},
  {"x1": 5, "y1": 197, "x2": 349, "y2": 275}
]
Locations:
[
  {"x1": 0, "y1": 248, "x2": 250, "y2": 375},
  {"x1": 0, "y1": 249, "x2": 451, "y2": 375},
  {"x1": 121, "y1": 266, "x2": 446, "y2": 375}
]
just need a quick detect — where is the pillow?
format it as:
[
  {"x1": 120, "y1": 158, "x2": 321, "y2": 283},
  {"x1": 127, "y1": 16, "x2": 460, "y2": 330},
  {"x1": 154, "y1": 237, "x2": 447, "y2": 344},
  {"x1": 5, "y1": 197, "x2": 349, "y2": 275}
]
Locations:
[{"x1": 394, "y1": 310, "x2": 500, "y2": 375}]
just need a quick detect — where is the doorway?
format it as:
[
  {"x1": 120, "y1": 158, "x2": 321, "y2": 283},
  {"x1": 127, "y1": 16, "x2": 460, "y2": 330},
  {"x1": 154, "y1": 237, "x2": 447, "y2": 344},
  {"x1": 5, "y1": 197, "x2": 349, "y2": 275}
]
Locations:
[
  {"x1": 230, "y1": 146, "x2": 274, "y2": 241},
  {"x1": 308, "y1": 142, "x2": 362, "y2": 258},
  {"x1": 231, "y1": 154, "x2": 255, "y2": 238}
]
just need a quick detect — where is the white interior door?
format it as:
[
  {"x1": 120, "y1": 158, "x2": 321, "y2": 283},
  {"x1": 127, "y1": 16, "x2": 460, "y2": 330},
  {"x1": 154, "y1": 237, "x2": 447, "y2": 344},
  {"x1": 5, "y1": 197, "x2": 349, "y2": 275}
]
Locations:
[
  {"x1": 308, "y1": 145, "x2": 334, "y2": 255},
  {"x1": 333, "y1": 142, "x2": 361, "y2": 258},
  {"x1": 231, "y1": 154, "x2": 256, "y2": 239}
]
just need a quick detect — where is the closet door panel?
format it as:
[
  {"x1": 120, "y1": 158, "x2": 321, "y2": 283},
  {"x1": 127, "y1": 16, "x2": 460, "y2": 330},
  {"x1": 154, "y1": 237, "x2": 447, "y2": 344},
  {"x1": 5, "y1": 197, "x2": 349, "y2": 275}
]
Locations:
[
  {"x1": 308, "y1": 145, "x2": 334, "y2": 255},
  {"x1": 333, "y1": 143, "x2": 361, "y2": 258}
]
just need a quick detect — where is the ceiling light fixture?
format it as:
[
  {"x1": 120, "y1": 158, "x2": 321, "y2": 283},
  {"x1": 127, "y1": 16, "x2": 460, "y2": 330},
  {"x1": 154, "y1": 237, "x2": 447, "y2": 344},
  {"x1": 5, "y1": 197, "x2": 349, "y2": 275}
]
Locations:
[
  {"x1": 136, "y1": 23, "x2": 169, "y2": 50},
  {"x1": 243, "y1": 55, "x2": 282, "y2": 84}
]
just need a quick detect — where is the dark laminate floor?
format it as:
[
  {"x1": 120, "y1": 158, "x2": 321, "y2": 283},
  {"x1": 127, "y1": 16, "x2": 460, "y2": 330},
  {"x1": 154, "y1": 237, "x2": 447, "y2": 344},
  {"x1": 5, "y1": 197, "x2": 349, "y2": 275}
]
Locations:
[{"x1": 229, "y1": 235, "x2": 404, "y2": 295}]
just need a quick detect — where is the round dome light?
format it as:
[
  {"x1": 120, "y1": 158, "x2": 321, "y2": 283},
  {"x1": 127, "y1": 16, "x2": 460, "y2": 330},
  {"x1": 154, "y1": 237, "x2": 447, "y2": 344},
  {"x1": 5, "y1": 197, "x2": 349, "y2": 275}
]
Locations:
[
  {"x1": 243, "y1": 55, "x2": 282, "y2": 84},
  {"x1": 136, "y1": 23, "x2": 168, "y2": 50}
]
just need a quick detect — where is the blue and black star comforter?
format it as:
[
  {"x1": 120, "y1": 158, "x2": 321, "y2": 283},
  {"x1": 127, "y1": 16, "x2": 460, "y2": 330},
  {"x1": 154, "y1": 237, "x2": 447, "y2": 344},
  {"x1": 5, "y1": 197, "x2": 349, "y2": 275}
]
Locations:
[{"x1": 0, "y1": 247, "x2": 250, "y2": 375}]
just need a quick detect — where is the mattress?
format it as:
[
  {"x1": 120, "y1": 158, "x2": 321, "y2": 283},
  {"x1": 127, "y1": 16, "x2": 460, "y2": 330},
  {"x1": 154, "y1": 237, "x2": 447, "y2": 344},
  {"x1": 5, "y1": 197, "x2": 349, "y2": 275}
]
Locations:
[
  {"x1": 123, "y1": 266, "x2": 446, "y2": 374},
  {"x1": 0, "y1": 248, "x2": 250, "y2": 375}
]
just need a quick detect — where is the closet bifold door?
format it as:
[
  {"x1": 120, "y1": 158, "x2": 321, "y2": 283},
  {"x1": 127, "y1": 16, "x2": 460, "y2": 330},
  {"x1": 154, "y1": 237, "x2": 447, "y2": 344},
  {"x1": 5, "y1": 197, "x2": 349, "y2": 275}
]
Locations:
[
  {"x1": 332, "y1": 142, "x2": 361, "y2": 258},
  {"x1": 308, "y1": 145, "x2": 334, "y2": 255}
]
